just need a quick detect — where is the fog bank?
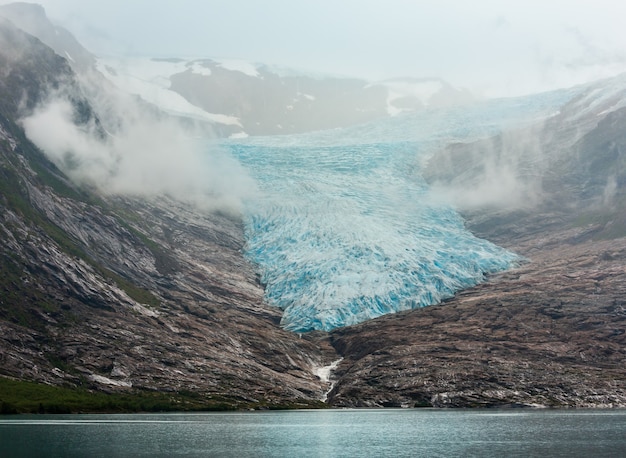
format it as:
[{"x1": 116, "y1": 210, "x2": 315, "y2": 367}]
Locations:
[{"x1": 21, "y1": 77, "x2": 256, "y2": 213}]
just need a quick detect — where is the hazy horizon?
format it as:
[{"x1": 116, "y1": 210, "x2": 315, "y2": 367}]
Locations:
[{"x1": 2, "y1": 0, "x2": 626, "y2": 97}]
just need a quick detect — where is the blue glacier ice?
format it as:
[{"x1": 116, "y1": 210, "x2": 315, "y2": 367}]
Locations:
[{"x1": 221, "y1": 90, "x2": 577, "y2": 332}]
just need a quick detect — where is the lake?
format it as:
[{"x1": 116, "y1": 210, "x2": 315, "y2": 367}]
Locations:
[{"x1": 1, "y1": 409, "x2": 625, "y2": 457}]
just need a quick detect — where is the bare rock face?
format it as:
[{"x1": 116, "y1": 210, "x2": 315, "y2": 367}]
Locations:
[
  {"x1": 0, "y1": 150, "x2": 338, "y2": 405},
  {"x1": 0, "y1": 139, "x2": 338, "y2": 405}
]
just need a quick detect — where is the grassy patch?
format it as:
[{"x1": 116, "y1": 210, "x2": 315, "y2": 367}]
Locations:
[
  {"x1": 572, "y1": 207, "x2": 626, "y2": 240},
  {"x1": 0, "y1": 254, "x2": 71, "y2": 331},
  {"x1": 0, "y1": 377, "x2": 328, "y2": 414},
  {"x1": 106, "y1": 271, "x2": 160, "y2": 307}
]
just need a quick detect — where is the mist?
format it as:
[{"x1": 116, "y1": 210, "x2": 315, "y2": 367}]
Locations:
[
  {"x1": 7, "y1": 0, "x2": 624, "y2": 217},
  {"x1": 426, "y1": 123, "x2": 548, "y2": 211},
  {"x1": 20, "y1": 75, "x2": 256, "y2": 213}
]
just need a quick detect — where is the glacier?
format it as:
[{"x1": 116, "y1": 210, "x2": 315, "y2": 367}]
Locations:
[{"x1": 221, "y1": 89, "x2": 577, "y2": 332}]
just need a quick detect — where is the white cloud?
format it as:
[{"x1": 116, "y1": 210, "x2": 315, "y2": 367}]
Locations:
[
  {"x1": 21, "y1": 83, "x2": 256, "y2": 213},
  {"x1": 427, "y1": 124, "x2": 547, "y2": 211}
]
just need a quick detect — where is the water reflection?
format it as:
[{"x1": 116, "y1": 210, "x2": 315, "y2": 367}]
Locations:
[{"x1": 1, "y1": 409, "x2": 625, "y2": 457}]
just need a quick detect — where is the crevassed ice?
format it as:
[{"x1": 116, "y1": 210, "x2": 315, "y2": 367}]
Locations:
[
  {"x1": 224, "y1": 91, "x2": 576, "y2": 332},
  {"x1": 231, "y1": 141, "x2": 516, "y2": 332}
]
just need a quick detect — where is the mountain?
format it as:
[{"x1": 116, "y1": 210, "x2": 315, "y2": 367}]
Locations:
[
  {"x1": 0, "y1": 2, "x2": 94, "y2": 71},
  {"x1": 96, "y1": 57, "x2": 474, "y2": 137},
  {"x1": 372, "y1": 77, "x2": 475, "y2": 115},
  {"x1": 0, "y1": 3, "x2": 625, "y2": 411},
  {"x1": 424, "y1": 75, "x2": 626, "y2": 215},
  {"x1": 327, "y1": 76, "x2": 626, "y2": 407},
  {"x1": 1, "y1": 2, "x2": 473, "y2": 137},
  {"x1": 0, "y1": 14, "x2": 335, "y2": 410}
]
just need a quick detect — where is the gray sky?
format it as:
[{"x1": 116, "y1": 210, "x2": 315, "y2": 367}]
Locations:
[{"x1": 13, "y1": 0, "x2": 626, "y2": 96}]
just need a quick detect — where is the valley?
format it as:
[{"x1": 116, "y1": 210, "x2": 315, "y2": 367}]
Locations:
[{"x1": 1, "y1": 3, "x2": 625, "y2": 411}]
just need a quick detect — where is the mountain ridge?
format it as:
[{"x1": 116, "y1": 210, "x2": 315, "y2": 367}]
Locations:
[{"x1": 1, "y1": 2, "x2": 476, "y2": 137}]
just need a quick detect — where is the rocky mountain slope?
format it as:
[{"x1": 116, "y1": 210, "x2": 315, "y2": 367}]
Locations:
[
  {"x1": 0, "y1": 16, "x2": 335, "y2": 408},
  {"x1": 0, "y1": 2, "x2": 94, "y2": 71},
  {"x1": 328, "y1": 229, "x2": 626, "y2": 408},
  {"x1": 326, "y1": 76, "x2": 626, "y2": 408},
  {"x1": 1, "y1": 4, "x2": 625, "y2": 410}
]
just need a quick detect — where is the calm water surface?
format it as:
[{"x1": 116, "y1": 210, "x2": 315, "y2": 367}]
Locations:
[{"x1": 1, "y1": 409, "x2": 625, "y2": 457}]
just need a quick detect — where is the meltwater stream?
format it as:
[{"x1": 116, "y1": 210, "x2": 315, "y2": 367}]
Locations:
[{"x1": 223, "y1": 92, "x2": 574, "y2": 332}]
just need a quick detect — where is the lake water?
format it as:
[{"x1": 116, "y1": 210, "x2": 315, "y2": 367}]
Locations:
[{"x1": 1, "y1": 409, "x2": 625, "y2": 457}]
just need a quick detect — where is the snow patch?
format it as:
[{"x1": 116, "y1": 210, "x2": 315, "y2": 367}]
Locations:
[
  {"x1": 374, "y1": 79, "x2": 444, "y2": 116},
  {"x1": 299, "y1": 92, "x2": 316, "y2": 101},
  {"x1": 96, "y1": 57, "x2": 241, "y2": 126},
  {"x1": 189, "y1": 61, "x2": 212, "y2": 77},
  {"x1": 213, "y1": 58, "x2": 260, "y2": 77},
  {"x1": 229, "y1": 131, "x2": 249, "y2": 139}
]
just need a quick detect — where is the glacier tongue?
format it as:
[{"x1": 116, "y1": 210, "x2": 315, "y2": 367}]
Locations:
[{"x1": 224, "y1": 93, "x2": 574, "y2": 332}]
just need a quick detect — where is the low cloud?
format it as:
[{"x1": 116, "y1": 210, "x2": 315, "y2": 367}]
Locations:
[
  {"x1": 430, "y1": 163, "x2": 536, "y2": 211},
  {"x1": 20, "y1": 77, "x2": 256, "y2": 213},
  {"x1": 426, "y1": 124, "x2": 546, "y2": 211}
]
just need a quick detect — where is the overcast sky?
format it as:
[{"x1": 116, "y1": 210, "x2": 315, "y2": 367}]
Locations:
[{"x1": 12, "y1": 0, "x2": 626, "y2": 96}]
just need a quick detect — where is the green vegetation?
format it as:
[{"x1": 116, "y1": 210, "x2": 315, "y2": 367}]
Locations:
[
  {"x1": 0, "y1": 377, "x2": 328, "y2": 414},
  {"x1": 572, "y1": 201, "x2": 626, "y2": 240},
  {"x1": 0, "y1": 157, "x2": 92, "y2": 264},
  {"x1": 107, "y1": 270, "x2": 160, "y2": 308},
  {"x1": 30, "y1": 158, "x2": 84, "y2": 202}
]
